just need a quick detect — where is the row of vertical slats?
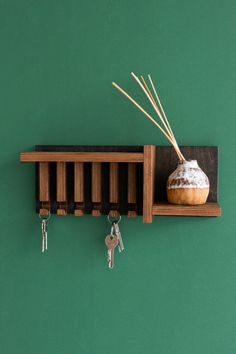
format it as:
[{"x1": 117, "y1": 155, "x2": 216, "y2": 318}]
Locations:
[{"x1": 38, "y1": 161, "x2": 139, "y2": 217}]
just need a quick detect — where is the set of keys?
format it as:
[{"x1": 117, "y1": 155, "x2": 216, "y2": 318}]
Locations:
[
  {"x1": 105, "y1": 216, "x2": 124, "y2": 269},
  {"x1": 39, "y1": 213, "x2": 50, "y2": 253},
  {"x1": 38, "y1": 213, "x2": 125, "y2": 267}
]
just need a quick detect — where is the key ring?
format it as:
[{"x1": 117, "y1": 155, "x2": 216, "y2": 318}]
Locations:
[
  {"x1": 39, "y1": 212, "x2": 51, "y2": 221},
  {"x1": 107, "y1": 214, "x2": 121, "y2": 225}
]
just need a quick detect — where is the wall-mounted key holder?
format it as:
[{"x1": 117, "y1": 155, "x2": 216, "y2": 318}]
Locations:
[{"x1": 19, "y1": 145, "x2": 221, "y2": 223}]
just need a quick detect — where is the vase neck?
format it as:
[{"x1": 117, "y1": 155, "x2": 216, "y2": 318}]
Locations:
[{"x1": 179, "y1": 160, "x2": 198, "y2": 168}]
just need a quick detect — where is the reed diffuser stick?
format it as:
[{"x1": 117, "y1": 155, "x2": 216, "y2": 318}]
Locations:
[
  {"x1": 148, "y1": 75, "x2": 185, "y2": 161},
  {"x1": 112, "y1": 82, "x2": 177, "y2": 146},
  {"x1": 131, "y1": 72, "x2": 184, "y2": 161},
  {"x1": 139, "y1": 75, "x2": 183, "y2": 161},
  {"x1": 112, "y1": 73, "x2": 186, "y2": 162}
]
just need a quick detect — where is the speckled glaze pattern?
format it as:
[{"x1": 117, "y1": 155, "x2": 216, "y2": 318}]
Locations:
[{"x1": 167, "y1": 160, "x2": 210, "y2": 189}]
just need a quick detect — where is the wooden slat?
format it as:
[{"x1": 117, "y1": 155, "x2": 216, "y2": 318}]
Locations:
[
  {"x1": 74, "y1": 162, "x2": 84, "y2": 202},
  {"x1": 92, "y1": 163, "x2": 102, "y2": 202},
  {"x1": 109, "y1": 163, "x2": 119, "y2": 203},
  {"x1": 57, "y1": 162, "x2": 67, "y2": 201},
  {"x1": 39, "y1": 162, "x2": 50, "y2": 215},
  {"x1": 143, "y1": 145, "x2": 156, "y2": 223},
  {"x1": 152, "y1": 202, "x2": 221, "y2": 216},
  {"x1": 92, "y1": 162, "x2": 102, "y2": 216},
  {"x1": 74, "y1": 162, "x2": 84, "y2": 216},
  {"x1": 20, "y1": 152, "x2": 144, "y2": 163},
  {"x1": 57, "y1": 162, "x2": 67, "y2": 215},
  {"x1": 109, "y1": 163, "x2": 119, "y2": 217},
  {"x1": 128, "y1": 163, "x2": 137, "y2": 217},
  {"x1": 39, "y1": 162, "x2": 50, "y2": 202}
]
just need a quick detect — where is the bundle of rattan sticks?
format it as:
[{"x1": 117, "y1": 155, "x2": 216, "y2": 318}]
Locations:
[{"x1": 112, "y1": 73, "x2": 185, "y2": 162}]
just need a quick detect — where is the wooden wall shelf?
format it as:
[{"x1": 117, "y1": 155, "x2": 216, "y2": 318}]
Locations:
[
  {"x1": 19, "y1": 145, "x2": 221, "y2": 223},
  {"x1": 20, "y1": 152, "x2": 144, "y2": 163},
  {"x1": 152, "y1": 202, "x2": 221, "y2": 217}
]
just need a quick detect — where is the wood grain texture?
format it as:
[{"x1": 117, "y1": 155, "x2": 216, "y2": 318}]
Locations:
[
  {"x1": 57, "y1": 162, "x2": 67, "y2": 201},
  {"x1": 20, "y1": 152, "x2": 144, "y2": 163},
  {"x1": 39, "y1": 162, "x2": 50, "y2": 202},
  {"x1": 143, "y1": 145, "x2": 156, "y2": 223},
  {"x1": 92, "y1": 163, "x2": 102, "y2": 202},
  {"x1": 109, "y1": 163, "x2": 119, "y2": 217},
  {"x1": 152, "y1": 202, "x2": 221, "y2": 216},
  {"x1": 91, "y1": 162, "x2": 102, "y2": 216},
  {"x1": 74, "y1": 162, "x2": 84, "y2": 216},
  {"x1": 57, "y1": 162, "x2": 67, "y2": 215},
  {"x1": 109, "y1": 163, "x2": 119, "y2": 203},
  {"x1": 74, "y1": 162, "x2": 84, "y2": 202}
]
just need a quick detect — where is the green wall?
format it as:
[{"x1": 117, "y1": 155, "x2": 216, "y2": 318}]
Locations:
[{"x1": 1, "y1": 1, "x2": 235, "y2": 353}]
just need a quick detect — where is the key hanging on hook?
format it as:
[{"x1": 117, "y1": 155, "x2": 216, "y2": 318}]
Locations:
[
  {"x1": 113, "y1": 221, "x2": 124, "y2": 253},
  {"x1": 39, "y1": 213, "x2": 50, "y2": 253},
  {"x1": 105, "y1": 223, "x2": 118, "y2": 269},
  {"x1": 108, "y1": 214, "x2": 124, "y2": 253}
]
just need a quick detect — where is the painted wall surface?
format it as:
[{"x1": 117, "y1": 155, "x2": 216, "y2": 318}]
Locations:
[{"x1": 0, "y1": 1, "x2": 235, "y2": 353}]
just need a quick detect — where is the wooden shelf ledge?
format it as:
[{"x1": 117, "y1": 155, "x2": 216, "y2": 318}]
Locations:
[
  {"x1": 152, "y1": 202, "x2": 221, "y2": 217},
  {"x1": 20, "y1": 152, "x2": 144, "y2": 163}
]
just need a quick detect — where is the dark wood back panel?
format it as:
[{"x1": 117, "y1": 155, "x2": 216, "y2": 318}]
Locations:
[{"x1": 155, "y1": 146, "x2": 218, "y2": 203}]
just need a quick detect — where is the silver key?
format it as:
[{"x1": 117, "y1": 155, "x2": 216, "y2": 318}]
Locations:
[
  {"x1": 114, "y1": 222, "x2": 124, "y2": 252},
  {"x1": 41, "y1": 219, "x2": 48, "y2": 252},
  {"x1": 105, "y1": 234, "x2": 118, "y2": 269},
  {"x1": 39, "y1": 213, "x2": 50, "y2": 253}
]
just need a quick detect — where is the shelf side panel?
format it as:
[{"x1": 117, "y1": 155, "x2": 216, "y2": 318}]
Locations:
[{"x1": 143, "y1": 145, "x2": 156, "y2": 223}]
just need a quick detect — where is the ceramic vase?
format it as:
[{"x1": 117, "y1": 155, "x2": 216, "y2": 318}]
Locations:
[{"x1": 167, "y1": 160, "x2": 210, "y2": 205}]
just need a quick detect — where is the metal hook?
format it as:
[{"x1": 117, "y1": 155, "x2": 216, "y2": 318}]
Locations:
[
  {"x1": 39, "y1": 212, "x2": 51, "y2": 221},
  {"x1": 107, "y1": 213, "x2": 121, "y2": 225}
]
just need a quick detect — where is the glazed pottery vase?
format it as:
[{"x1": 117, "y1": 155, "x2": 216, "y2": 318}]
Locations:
[{"x1": 167, "y1": 160, "x2": 210, "y2": 205}]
